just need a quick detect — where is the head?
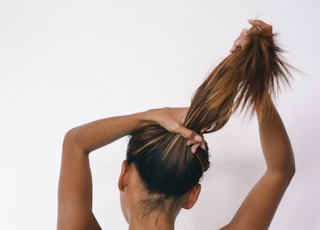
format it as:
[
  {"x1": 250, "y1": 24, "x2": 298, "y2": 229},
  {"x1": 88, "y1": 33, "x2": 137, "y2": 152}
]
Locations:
[{"x1": 118, "y1": 124, "x2": 209, "y2": 223}]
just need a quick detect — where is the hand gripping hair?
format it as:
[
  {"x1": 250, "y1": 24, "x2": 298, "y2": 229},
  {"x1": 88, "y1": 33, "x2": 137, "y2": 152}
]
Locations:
[{"x1": 126, "y1": 24, "x2": 293, "y2": 200}]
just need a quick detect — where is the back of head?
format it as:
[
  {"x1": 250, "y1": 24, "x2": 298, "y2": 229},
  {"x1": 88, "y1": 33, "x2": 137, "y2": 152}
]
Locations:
[
  {"x1": 126, "y1": 25, "x2": 292, "y2": 208},
  {"x1": 127, "y1": 124, "x2": 209, "y2": 198}
]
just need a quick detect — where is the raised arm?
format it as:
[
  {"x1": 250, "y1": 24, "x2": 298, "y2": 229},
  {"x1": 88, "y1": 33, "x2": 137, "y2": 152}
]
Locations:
[
  {"x1": 220, "y1": 97, "x2": 295, "y2": 230},
  {"x1": 57, "y1": 108, "x2": 203, "y2": 229}
]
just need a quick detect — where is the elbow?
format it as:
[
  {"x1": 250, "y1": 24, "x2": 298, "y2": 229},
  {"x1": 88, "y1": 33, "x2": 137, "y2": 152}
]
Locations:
[
  {"x1": 281, "y1": 155, "x2": 296, "y2": 182},
  {"x1": 268, "y1": 153, "x2": 295, "y2": 182},
  {"x1": 63, "y1": 128, "x2": 77, "y2": 145},
  {"x1": 267, "y1": 163, "x2": 295, "y2": 188},
  {"x1": 289, "y1": 163, "x2": 296, "y2": 179},
  {"x1": 287, "y1": 150, "x2": 296, "y2": 179},
  {"x1": 284, "y1": 165, "x2": 295, "y2": 183},
  {"x1": 63, "y1": 128, "x2": 89, "y2": 154},
  {"x1": 282, "y1": 155, "x2": 296, "y2": 181},
  {"x1": 285, "y1": 165, "x2": 295, "y2": 186},
  {"x1": 62, "y1": 128, "x2": 76, "y2": 150}
]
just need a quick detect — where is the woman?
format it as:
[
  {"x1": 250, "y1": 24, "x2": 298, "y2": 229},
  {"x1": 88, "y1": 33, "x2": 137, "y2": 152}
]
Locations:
[{"x1": 57, "y1": 20, "x2": 295, "y2": 230}]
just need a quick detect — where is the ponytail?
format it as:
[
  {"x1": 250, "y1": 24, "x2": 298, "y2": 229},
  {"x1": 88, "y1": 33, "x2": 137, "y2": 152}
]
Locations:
[
  {"x1": 186, "y1": 26, "x2": 292, "y2": 133},
  {"x1": 127, "y1": 25, "x2": 293, "y2": 199}
]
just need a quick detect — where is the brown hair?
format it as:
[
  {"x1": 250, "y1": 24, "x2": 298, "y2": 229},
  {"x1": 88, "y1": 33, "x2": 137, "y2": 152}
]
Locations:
[{"x1": 127, "y1": 25, "x2": 292, "y2": 202}]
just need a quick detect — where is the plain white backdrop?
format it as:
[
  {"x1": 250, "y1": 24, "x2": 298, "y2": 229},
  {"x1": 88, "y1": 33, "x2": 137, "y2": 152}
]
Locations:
[{"x1": 0, "y1": 0, "x2": 319, "y2": 229}]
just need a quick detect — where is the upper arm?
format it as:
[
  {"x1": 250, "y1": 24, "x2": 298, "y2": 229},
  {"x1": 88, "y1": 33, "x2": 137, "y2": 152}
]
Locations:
[
  {"x1": 220, "y1": 169, "x2": 294, "y2": 230},
  {"x1": 57, "y1": 130, "x2": 101, "y2": 230}
]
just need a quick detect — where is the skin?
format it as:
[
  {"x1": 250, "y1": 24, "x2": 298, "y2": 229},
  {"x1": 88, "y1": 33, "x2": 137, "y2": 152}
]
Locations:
[
  {"x1": 57, "y1": 20, "x2": 295, "y2": 230},
  {"x1": 57, "y1": 108, "x2": 202, "y2": 230}
]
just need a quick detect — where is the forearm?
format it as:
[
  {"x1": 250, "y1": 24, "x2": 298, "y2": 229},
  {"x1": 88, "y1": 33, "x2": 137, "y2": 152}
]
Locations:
[
  {"x1": 220, "y1": 102, "x2": 295, "y2": 230},
  {"x1": 65, "y1": 107, "x2": 201, "y2": 155},
  {"x1": 66, "y1": 111, "x2": 150, "y2": 154},
  {"x1": 257, "y1": 102, "x2": 295, "y2": 175}
]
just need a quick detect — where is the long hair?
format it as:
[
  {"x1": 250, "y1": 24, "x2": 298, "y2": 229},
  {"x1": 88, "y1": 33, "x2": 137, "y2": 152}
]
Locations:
[{"x1": 127, "y1": 25, "x2": 292, "y2": 200}]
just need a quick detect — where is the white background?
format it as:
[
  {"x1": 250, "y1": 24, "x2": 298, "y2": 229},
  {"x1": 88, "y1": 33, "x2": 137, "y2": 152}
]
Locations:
[{"x1": 1, "y1": 0, "x2": 319, "y2": 229}]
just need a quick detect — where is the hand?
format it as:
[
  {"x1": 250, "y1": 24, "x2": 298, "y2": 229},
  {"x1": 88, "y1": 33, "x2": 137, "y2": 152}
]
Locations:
[
  {"x1": 146, "y1": 107, "x2": 205, "y2": 153},
  {"x1": 230, "y1": 19, "x2": 273, "y2": 52}
]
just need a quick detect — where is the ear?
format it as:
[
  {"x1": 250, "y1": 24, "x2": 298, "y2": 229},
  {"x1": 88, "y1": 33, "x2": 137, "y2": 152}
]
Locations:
[
  {"x1": 182, "y1": 183, "x2": 201, "y2": 210},
  {"x1": 118, "y1": 160, "x2": 131, "y2": 192}
]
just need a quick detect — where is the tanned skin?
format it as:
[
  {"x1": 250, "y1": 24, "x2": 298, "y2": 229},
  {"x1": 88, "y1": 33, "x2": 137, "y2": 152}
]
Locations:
[{"x1": 57, "y1": 20, "x2": 295, "y2": 230}]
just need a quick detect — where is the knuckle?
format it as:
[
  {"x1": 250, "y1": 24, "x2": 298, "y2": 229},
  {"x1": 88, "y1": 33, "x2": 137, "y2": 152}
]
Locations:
[{"x1": 184, "y1": 129, "x2": 194, "y2": 138}]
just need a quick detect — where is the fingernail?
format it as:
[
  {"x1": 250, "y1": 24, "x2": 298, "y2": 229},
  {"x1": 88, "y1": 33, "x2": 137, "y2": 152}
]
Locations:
[
  {"x1": 201, "y1": 143, "x2": 206, "y2": 150},
  {"x1": 191, "y1": 146, "x2": 197, "y2": 154},
  {"x1": 186, "y1": 140, "x2": 192, "y2": 146},
  {"x1": 195, "y1": 135, "x2": 202, "y2": 142}
]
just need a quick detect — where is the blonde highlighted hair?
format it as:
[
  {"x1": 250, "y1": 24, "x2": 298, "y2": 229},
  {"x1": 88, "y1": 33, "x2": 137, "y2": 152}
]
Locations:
[{"x1": 127, "y1": 25, "x2": 292, "y2": 199}]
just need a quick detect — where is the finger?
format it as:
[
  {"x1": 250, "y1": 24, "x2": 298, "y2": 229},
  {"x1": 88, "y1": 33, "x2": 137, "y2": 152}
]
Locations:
[
  {"x1": 178, "y1": 126, "x2": 203, "y2": 142},
  {"x1": 191, "y1": 141, "x2": 206, "y2": 154},
  {"x1": 248, "y1": 19, "x2": 272, "y2": 32},
  {"x1": 187, "y1": 140, "x2": 193, "y2": 146},
  {"x1": 240, "y1": 28, "x2": 248, "y2": 40},
  {"x1": 230, "y1": 36, "x2": 240, "y2": 52},
  {"x1": 191, "y1": 143, "x2": 200, "y2": 154},
  {"x1": 187, "y1": 137, "x2": 206, "y2": 153},
  {"x1": 240, "y1": 28, "x2": 249, "y2": 47},
  {"x1": 200, "y1": 141, "x2": 206, "y2": 150},
  {"x1": 186, "y1": 137, "x2": 203, "y2": 145}
]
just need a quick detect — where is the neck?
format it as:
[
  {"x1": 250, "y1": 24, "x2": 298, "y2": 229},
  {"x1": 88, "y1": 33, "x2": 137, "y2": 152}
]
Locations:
[{"x1": 128, "y1": 211, "x2": 175, "y2": 230}]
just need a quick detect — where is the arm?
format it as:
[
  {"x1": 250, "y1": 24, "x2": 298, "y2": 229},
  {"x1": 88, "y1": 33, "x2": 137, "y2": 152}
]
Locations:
[
  {"x1": 57, "y1": 108, "x2": 202, "y2": 229},
  {"x1": 220, "y1": 100, "x2": 295, "y2": 230},
  {"x1": 221, "y1": 19, "x2": 295, "y2": 230}
]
